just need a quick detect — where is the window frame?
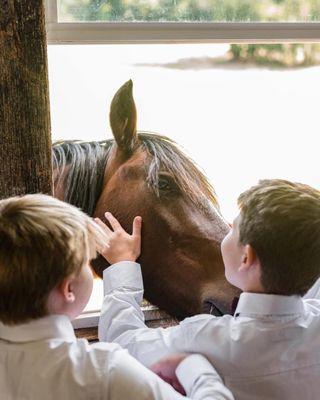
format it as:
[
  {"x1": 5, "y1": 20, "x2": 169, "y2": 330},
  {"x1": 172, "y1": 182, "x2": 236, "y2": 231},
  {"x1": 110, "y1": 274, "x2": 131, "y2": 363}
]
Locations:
[{"x1": 46, "y1": 0, "x2": 320, "y2": 44}]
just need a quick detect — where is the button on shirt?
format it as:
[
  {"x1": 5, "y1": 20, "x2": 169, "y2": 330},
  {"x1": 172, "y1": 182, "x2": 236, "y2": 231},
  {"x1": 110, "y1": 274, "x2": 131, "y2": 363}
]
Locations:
[
  {"x1": 99, "y1": 261, "x2": 320, "y2": 400},
  {"x1": 0, "y1": 310, "x2": 234, "y2": 399}
]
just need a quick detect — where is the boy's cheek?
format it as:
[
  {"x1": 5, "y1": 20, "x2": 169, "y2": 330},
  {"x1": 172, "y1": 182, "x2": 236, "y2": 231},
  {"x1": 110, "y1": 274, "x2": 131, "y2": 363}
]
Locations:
[
  {"x1": 220, "y1": 238, "x2": 229, "y2": 264},
  {"x1": 224, "y1": 266, "x2": 232, "y2": 282},
  {"x1": 222, "y1": 254, "x2": 238, "y2": 285},
  {"x1": 220, "y1": 237, "x2": 226, "y2": 255},
  {"x1": 225, "y1": 269, "x2": 237, "y2": 288},
  {"x1": 88, "y1": 273, "x2": 94, "y2": 296}
]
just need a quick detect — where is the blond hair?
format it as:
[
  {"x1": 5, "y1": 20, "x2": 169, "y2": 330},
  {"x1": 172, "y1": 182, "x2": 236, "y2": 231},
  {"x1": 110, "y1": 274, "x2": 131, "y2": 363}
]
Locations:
[
  {"x1": 0, "y1": 194, "x2": 106, "y2": 325},
  {"x1": 238, "y1": 179, "x2": 320, "y2": 296}
]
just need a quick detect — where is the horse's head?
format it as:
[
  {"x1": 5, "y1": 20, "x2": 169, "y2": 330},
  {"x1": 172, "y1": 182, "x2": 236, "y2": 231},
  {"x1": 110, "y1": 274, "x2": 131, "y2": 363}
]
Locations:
[
  {"x1": 91, "y1": 80, "x2": 240, "y2": 319},
  {"x1": 53, "y1": 80, "x2": 240, "y2": 319}
]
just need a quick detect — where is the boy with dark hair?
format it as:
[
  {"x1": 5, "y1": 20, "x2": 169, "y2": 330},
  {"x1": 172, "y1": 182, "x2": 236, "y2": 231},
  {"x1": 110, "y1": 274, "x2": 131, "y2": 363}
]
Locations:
[
  {"x1": 98, "y1": 179, "x2": 320, "y2": 400},
  {"x1": 0, "y1": 194, "x2": 234, "y2": 400},
  {"x1": 236, "y1": 179, "x2": 320, "y2": 296}
]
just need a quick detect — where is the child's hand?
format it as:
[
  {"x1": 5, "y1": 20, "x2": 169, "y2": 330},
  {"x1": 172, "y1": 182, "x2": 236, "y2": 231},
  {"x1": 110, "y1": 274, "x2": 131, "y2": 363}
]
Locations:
[
  {"x1": 94, "y1": 212, "x2": 142, "y2": 265},
  {"x1": 150, "y1": 353, "x2": 189, "y2": 395}
]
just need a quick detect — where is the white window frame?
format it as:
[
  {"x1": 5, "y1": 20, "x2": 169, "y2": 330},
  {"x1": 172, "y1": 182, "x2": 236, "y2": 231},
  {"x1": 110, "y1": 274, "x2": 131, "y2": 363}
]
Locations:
[{"x1": 46, "y1": 0, "x2": 320, "y2": 44}]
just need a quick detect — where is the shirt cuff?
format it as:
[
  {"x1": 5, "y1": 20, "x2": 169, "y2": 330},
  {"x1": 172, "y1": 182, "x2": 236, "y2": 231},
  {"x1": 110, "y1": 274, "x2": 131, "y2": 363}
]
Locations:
[
  {"x1": 103, "y1": 261, "x2": 143, "y2": 295},
  {"x1": 176, "y1": 354, "x2": 221, "y2": 394}
]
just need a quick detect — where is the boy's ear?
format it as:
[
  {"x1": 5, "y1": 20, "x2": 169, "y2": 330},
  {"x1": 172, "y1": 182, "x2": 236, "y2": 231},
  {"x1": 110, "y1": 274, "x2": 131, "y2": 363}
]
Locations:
[
  {"x1": 239, "y1": 244, "x2": 257, "y2": 271},
  {"x1": 58, "y1": 276, "x2": 76, "y2": 304}
]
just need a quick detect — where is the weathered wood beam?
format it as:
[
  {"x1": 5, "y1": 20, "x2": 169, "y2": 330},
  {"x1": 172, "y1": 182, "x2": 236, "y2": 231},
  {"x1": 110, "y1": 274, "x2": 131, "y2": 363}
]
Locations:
[{"x1": 0, "y1": 0, "x2": 52, "y2": 198}]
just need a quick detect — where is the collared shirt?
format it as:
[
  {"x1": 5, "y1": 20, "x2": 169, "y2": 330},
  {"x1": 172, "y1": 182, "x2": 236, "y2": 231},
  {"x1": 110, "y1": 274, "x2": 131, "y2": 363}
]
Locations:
[
  {"x1": 0, "y1": 306, "x2": 234, "y2": 399},
  {"x1": 99, "y1": 261, "x2": 320, "y2": 400}
]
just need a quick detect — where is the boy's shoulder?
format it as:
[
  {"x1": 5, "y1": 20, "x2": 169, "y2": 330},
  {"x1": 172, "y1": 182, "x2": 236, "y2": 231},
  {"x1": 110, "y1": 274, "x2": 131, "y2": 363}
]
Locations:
[
  {"x1": 77, "y1": 338, "x2": 141, "y2": 369},
  {"x1": 63, "y1": 339, "x2": 135, "y2": 385},
  {"x1": 177, "y1": 295, "x2": 320, "y2": 338},
  {"x1": 75, "y1": 338, "x2": 127, "y2": 362},
  {"x1": 179, "y1": 313, "x2": 235, "y2": 338},
  {"x1": 76, "y1": 339, "x2": 164, "y2": 392}
]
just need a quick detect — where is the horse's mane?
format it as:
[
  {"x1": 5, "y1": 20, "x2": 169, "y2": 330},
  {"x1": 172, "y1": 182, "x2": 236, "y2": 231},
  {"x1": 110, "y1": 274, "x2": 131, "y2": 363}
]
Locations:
[
  {"x1": 52, "y1": 132, "x2": 218, "y2": 216},
  {"x1": 52, "y1": 140, "x2": 112, "y2": 216}
]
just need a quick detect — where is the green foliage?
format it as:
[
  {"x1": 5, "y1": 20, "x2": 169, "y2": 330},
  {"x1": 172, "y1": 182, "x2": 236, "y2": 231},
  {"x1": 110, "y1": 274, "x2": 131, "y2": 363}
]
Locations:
[
  {"x1": 59, "y1": 0, "x2": 262, "y2": 22},
  {"x1": 229, "y1": 43, "x2": 320, "y2": 67},
  {"x1": 59, "y1": 0, "x2": 320, "y2": 66},
  {"x1": 59, "y1": 0, "x2": 320, "y2": 22}
]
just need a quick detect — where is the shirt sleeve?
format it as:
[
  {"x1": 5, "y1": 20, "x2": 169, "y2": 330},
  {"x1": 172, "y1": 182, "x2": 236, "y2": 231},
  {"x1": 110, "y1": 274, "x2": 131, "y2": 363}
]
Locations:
[
  {"x1": 98, "y1": 261, "x2": 184, "y2": 365},
  {"x1": 98, "y1": 261, "x2": 223, "y2": 367},
  {"x1": 102, "y1": 348, "x2": 234, "y2": 400},
  {"x1": 177, "y1": 354, "x2": 235, "y2": 400}
]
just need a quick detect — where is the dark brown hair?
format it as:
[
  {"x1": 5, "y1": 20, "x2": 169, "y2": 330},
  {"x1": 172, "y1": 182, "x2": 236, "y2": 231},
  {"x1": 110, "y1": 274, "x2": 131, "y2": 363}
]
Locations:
[{"x1": 238, "y1": 179, "x2": 320, "y2": 296}]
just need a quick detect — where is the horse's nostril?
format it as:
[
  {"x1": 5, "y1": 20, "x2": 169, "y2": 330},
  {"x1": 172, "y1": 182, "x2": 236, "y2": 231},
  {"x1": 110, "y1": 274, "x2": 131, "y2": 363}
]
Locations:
[{"x1": 202, "y1": 300, "x2": 224, "y2": 316}]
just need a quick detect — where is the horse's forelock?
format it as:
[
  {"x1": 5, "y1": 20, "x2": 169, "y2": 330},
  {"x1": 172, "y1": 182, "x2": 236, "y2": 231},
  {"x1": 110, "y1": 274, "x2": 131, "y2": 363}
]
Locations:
[{"x1": 138, "y1": 132, "x2": 219, "y2": 209}]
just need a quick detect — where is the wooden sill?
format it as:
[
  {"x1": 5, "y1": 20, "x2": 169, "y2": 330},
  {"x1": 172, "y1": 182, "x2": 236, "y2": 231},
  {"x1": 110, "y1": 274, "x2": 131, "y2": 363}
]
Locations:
[{"x1": 74, "y1": 304, "x2": 178, "y2": 342}]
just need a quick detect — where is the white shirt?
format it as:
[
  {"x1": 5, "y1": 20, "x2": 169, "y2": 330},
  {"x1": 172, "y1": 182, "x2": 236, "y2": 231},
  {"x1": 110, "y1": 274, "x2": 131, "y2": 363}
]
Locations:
[
  {"x1": 0, "y1": 309, "x2": 234, "y2": 399},
  {"x1": 304, "y1": 277, "x2": 320, "y2": 299},
  {"x1": 99, "y1": 261, "x2": 320, "y2": 400}
]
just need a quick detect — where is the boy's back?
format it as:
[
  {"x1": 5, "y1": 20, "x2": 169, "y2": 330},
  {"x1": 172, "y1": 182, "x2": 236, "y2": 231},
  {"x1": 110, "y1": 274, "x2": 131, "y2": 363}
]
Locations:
[
  {"x1": 97, "y1": 179, "x2": 320, "y2": 400},
  {"x1": 100, "y1": 264, "x2": 320, "y2": 400},
  {"x1": 186, "y1": 295, "x2": 320, "y2": 398},
  {"x1": 0, "y1": 315, "x2": 166, "y2": 400},
  {"x1": 1, "y1": 314, "x2": 227, "y2": 400}
]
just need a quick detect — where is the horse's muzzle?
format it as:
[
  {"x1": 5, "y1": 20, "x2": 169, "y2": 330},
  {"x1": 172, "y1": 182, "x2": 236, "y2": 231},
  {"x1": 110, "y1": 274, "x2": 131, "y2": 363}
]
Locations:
[
  {"x1": 202, "y1": 296, "x2": 240, "y2": 316},
  {"x1": 202, "y1": 299, "x2": 224, "y2": 316}
]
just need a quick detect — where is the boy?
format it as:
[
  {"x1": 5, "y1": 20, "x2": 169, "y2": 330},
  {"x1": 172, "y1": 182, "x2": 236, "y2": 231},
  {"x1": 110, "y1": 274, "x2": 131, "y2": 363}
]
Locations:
[
  {"x1": 0, "y1": 194, "x2": 234, "y2": 400},
  {"x1": 97, "y1": 179, "x2": 320, "y2": 400}
]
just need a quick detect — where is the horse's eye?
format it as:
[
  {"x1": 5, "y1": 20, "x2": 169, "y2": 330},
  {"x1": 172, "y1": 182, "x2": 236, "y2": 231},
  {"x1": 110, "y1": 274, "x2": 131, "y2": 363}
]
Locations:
[{"x1": 158, "y1": 176, "x2": 174, "y2": 191}]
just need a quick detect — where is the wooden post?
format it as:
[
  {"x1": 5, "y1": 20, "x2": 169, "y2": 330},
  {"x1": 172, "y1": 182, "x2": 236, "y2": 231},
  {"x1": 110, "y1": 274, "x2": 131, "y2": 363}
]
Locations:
[{"x1": 0, "y1": 1, "x2": 52, "y2": 198}]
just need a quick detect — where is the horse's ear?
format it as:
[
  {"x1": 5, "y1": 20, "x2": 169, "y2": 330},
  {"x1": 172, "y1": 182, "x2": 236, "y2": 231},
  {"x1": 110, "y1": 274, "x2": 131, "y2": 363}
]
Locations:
[{"x1": 109, "y1": 80, "x2": 139, "y2": 156}]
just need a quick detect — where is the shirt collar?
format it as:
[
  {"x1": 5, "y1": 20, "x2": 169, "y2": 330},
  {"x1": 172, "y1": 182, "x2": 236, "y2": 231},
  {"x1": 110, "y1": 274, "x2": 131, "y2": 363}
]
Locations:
[
  {"x1": 234, "y1": 292, "x2": 305, "y2": 317},
  {"x1": 0, "y1": 314, "x2": 76, "y2": 343}
]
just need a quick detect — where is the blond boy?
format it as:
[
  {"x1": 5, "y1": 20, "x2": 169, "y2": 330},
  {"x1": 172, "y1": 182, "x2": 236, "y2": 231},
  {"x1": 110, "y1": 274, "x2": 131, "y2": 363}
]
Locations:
[
  {"x1": 0, "y1": 194, "x2": 234, "y2": 400},
  {"x1": 98, "y1": 179, "x2": 320, "y2": 400}
]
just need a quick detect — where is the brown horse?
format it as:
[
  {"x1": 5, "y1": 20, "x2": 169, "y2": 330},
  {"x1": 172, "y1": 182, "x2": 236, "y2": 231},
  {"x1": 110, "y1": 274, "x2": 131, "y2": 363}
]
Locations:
[{"x1": 53, "y1": 80, "x2": 240, "y2": 320}]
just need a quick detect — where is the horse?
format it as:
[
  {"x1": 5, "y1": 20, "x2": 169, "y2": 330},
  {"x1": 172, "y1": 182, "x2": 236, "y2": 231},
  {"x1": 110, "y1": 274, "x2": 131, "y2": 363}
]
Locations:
[{"x1": 52, "y1": 80, "x2": 240, "y2": 320}]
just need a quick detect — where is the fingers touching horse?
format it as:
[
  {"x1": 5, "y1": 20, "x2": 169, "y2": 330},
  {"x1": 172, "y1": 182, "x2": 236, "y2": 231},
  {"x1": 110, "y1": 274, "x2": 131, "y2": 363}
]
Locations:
[{"x1": 53, "y1": 80, "x2": 240, "y2": 320}]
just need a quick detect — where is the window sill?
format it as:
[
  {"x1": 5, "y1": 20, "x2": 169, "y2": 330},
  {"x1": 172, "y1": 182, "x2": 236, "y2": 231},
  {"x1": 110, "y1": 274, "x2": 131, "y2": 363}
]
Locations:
[
  {"x1": 73, "y1": 304, "x2": 178, "y2": 342},
  {"x1": 71, "y1": 279, "x2": 177, "y2": 334}
]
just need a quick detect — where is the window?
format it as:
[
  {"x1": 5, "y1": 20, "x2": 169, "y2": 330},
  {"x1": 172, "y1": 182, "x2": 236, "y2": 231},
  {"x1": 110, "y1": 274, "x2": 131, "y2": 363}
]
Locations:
[
  {"x1": 46, "y1": 1, "x2": 320, "y2": 328},
  {"x1": 57, "y1": 0, "x2": 320, "y2": 22},
  {"x1": 46, "y1": 0, "x2": 320, "y2": 44}
]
